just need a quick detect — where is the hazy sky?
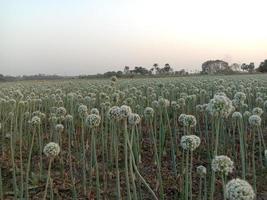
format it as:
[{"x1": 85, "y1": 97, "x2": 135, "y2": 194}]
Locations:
[{"x1": 1, "y1": 0, "x2": 267, "y2": 76}]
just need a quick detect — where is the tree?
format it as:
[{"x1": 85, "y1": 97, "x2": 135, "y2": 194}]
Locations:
[
  {"x1": 153, "y1": 63, "x2": 160, "y2": 74},
  {"x1": 247, "y1": 62, "x2": 255, "y2": 73},
  {"x1": 201, "y1": 60, "x2": 229, "y2": 74},
  {"x1": 133, "y1": 66, "x2": 149, "y2": 75},
  {"x1": 117, "y1": 71, "x2": 123, "y2": 76},
  {"x1": 124, "y1": 66, "x2": 130, "y2": 74},
  {"x1": 257, "y1": 60, "x2": 267, "y2": 73},
  {"x1": 0, "y1": 74, "x2": 5, "y2": 81},
  {"x1": 163, "y1": 63, "x2": 173, "y2": 74},
  {"x1": 230, "y1": 63, "x2": 240, "y2": 71},
  {"x1": 149, "y1": 68, "x2": 154, "y2": 75},
  {"x1": 241, "y1": 63, "x2": 248, "y2": 71}
]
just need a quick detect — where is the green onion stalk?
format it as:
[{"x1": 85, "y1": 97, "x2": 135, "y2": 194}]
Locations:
[
  {"x1": 149, "y1": 118, "x2": 164, "y2": 200},
  {"x1": 25, "y1": 120, "x2": 39, "y2": 199},
  {"x1": 65, "y1": 116, "x2": 77, "y2": 199},
  {"x1": 114, "y1": 122, "x2": 121, "y2": 200},
  {"x1": 257, "y1": 126, "x2": 266, "y2": 169},
  {"x1": 210, "y1": 117, "x2": 221, "y2": 200},
  {"x1": 80, "y1": 117, "x2": 87, "y2": 196},
  {"x1": 237, "y1": 117, "x2": 246, "y2": 179},
  {"x1": 91, "y1": 127, "x2": 100, "y2": 200},
  {"x1": 43, "y1": 142, "x2": 60, "y2": 200},
  {"x1": 129, "y1": 126, "x2": 138, "y2": 200},
  {"x1": 123, "y1": 119, "x2": 131, "y2": 200},
  {"x1": 251, "y1": 127, "x2": 257, "y2": 195},
  {"x1": 127, "y1": 134, "x2": 158, "y2": 200},
  {"x1": 18, "y1": 104, "x2": 25, "y2": 199},
  {"x1": 9, "y1": 113, "x2": 18, "y2": 199}
]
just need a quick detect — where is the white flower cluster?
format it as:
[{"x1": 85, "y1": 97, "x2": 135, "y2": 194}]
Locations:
[
  {"x1": 31, "y1": 116, "x2": 41, "y2": 126},
  {"x1": 128, "y1": 113, "x2": 141, "y2": 126},
  {"x1": 225, "y1": 178, "x2": 255, "y2": 200},
  {"x1": 178, "y1": 98, "x2": 186, "y2": 107},
  {"x1": 43, "y1": 142, "x2": 60, "y2": 158},
  {"x1": 180, "y1": 135, "x2": 201, "y2": 151},
  {"x1": 151, "y1": 100, "x2": 159, "y2": 109},
  {"x1": 55, "y1": 124, "x2": 64, "y2": 133},
  {"x1": 120, "y1": 105, "x2": 132, "y2": 118},
  {"x1": 111, "y1": 76, "x2": 118, "y2": 82},
  {"x1": 232, "y1": 112, "x2": 242, "y2": 120},
  {"x1": 107, "y1": 105, "x2": 132, "y2": 121},
  {"x1": 108, "y1": 106, "x2": 122, "y2": 120},
  {"x1": 211, "y1": 155, "x2": 234, "y2": 175},
  {"x1": 207, "y1": 94, "x2": 234, "y2": 118},
  {"x1": 144, "y1": 107, "x2": 154, "y2": 119},
  {"x1": 248, "y1": 115, "x2": 261, "y2": 127},
  {"x1": 56, "y1": 107, "x2": 67, "y2": 116},
  {"x1": 90, "y1": 108, "x2": 100, "y2": 115},
  {"x1": 196, "y1": 165, "x2": 207, "y2": 177},
  {"x1": 234, "y1": 92, "x2": 246, "y2": 103},
  {"x1": 178, "y1": 114, "x2": 197, "y2": 128},
  {"x1": 178, "y1": 114, "x2": 187, "y2": 125},
  {"x1": 85, "y1": 114, "x2": 101, "y2": 128},
  {"x1": 65, "y1": 114, "x2": 73, "y2": 122},
  {"x1": 78, "y1": 104, "x2": 88, "y2": 118},
  {"x1": 171, "y1": 101, "x2": 180, "y2": 110},
  {"x1": 232, "y1": 92, "x2": 246, "y2": 109},
  {"x1": 196, "y1": 104, "x2": 207, "y2": 113},
  {"x1": 252, "y1": 107, "x2": 263, "y2": 116},
  {"x1": 243, "y1": 111, "x2": 251, "y2": 119},
  {"x1": 158, "y1": 97, "x2": 170, "y2": 108}
]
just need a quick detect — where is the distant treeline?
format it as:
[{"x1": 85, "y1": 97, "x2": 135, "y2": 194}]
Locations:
[
  {"x1": 0, "y1": 74, "x2": 70, "y2": 82},
  {"x1": 1, "y1": 59, "x2": 266, "y2": 82}
]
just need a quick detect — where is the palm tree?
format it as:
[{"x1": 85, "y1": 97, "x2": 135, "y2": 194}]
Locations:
[
  {"x1": 164, "y1": 63, "x2": 172, "y2": 74},
  {"x1": 153, "y1": 63, "x2": 160, "y2": 74},
  {"x1": 124, "y1": 66, "x2": 130, "y2": 74}
]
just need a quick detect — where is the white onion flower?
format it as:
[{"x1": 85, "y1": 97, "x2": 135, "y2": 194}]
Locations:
[
  {"x1": 55, "y1": 124, "x2": 64, "y2": 133},
  {"x1": 178, "y1": 114, "x2": 187, "y2": 125},
  {"x1": 120, "y1": 105, "x2": 132, "y2": 118},
  {"x1": 85, "y1": 114, "x2": 101, "y2": 128},
  {"x1": 56, "y1": 107, "x2": 67, "y2": 116},
  {"x1": 65, "y1": 114, "x2": 73, "y2": 122},
  {"x1": 252, "y1": 107, "x2": 263, "y2": 116},
  {"x1": 144, "y1": 107, "x2": 154, "y2": 119},
  {"x1": 234, "y1": 92, "x2": 246, "y2": 102},
  {"x1": 248, "y1": 115, "x2": 261, "y2": 127},
  {"x1": 43, "y1": 142, "x2": 60, "y2": 158},
  {"x1": 31, "y1": 116, "x2": 41, "y2": 126},
  {"x1": 108, "y1": 106, "x2": 122, "y2": 120},
  {"x1": 180, "y1": 135, "x2": 201, "y2": 151},
  {"x1": 90, "y1": 108, "x2": 100, "y2": 115},
  {"x1": 151, "y1": 100, "x2": 159, "y2": 109},
  {"x1": 178, "y1": 114, "x2": 197, "y2": 128},
  {"x1": 111, "y1": 76, "x2": 118, "y2": 82},
  {"x1": 207, "y1": 94, "x2": 234, "y2": 118},
  {"x1": 211, "y1": 155, "x2": 234, "y2": 175},
  {"x1": 128, "y1": 113, "x2": 141, "y2": 125},
  {"x1": 232, "y1": 112, "x2": 242, "y2": 120},
  {"x1": 225, "y1": 178, "x2": 255, "y2": 200},
  {"x1": 243, "y1": 111, "x2": 251, "y2": 118},
  {"x1": 196, "y1": 165, "x2": 207, "y2": 177},
  {"x1": 78, "y1": 104, "x2": 88, "y2": 118},
  {"x1": 184, "y1": 115, "x2": 197, "y2": 128}
]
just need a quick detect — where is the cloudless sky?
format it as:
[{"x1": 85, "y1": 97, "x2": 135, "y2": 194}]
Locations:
[{"x1": 1, "y1": 0, "x2": 267, "y2": 75}]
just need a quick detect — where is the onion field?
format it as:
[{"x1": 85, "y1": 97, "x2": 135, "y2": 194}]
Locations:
[{"x1": 0, "y1": 74, "x2": 266, "y2": 199}]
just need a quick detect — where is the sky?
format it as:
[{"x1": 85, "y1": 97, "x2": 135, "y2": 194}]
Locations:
[{"x1": 1, "y1": 0, "x2": 267, "y2": 76}]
